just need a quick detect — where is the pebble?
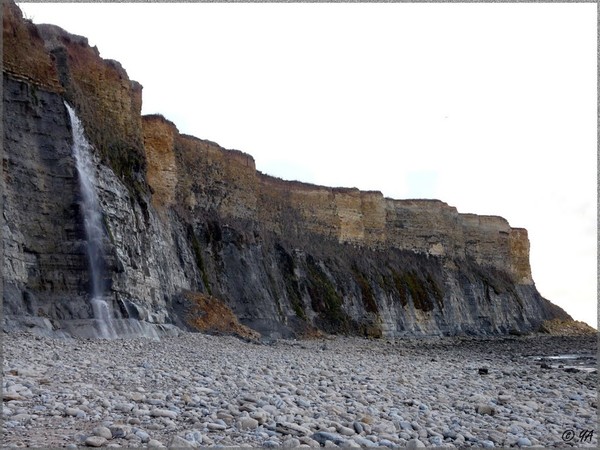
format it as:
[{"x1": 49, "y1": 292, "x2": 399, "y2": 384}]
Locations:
[
  {"x1": 130, "y1": 392, "x2": 145, "y2": 402},
  {"x1": 92, "y1": 426, "x2": 112, "y2": 440},
  {"x1": 399, "y1": 420, "x2": 413, "y2": 431},
  {"x1": 65, "y1": 407, "x2": 85, "y2": 417},
  {"x1": 251, "y1": 410, "x2": 268, "y2": 424},
  {"x1": 135, "y1": 430, "x2": 150, "y2": 443},
  {"x1": 10, "y1": 413, "x2": 32, "y2": 423},
  {"x1": 276, "y1": 422, "x2": 312, "y2": 436},
  {"x1": 406, "y1": 438, "x2": 426, "y2": 449},
  {"x1": 114, "y1": 402, "x2": 135, "y2": 412},
  {"x1": 150, "y1": 408, "x2": 177, "y2": 419},
  {"x1": 429, "y1": 435, "x2": 443, "y2": 446},
  {"x1": 1, "y1": 332, "x2": 596, "y2": 449},
  {"x1": 337, "y1": 425, "x2": 355, "y2": 436},
  {"x1": 84, "y1": 436, "x2": 107, "y2": 447},
  {"x1": 169, "y1": 435, "x2": 197, "y2": 447},
  {"x1": 517, "y1": 437, "x2": 532, "y2": 447},
  {"x1": 352, "y1": 421, "x2": 364, "y2": 434},
  {"x1": 109, "y1": 425, "x2": 129, "y2": 439},
  {"x1": 476, "y1": 404, "x2": 496, "y2": 416},
  {"x1": 352, "y1": 436, "x2": 379, "y2": 447},
  {"x1": 312, "y1": 431, "x2": 347, "y2": 446},
  {"x1": 238, "y1": 417, "x2": 259, "y2": 430},
  {"x1": 497, "y1": 394, "x2": 511, "y2": 404},
  {"x1": 282, "y1": 437, "x2": 301, "y2": 448}
]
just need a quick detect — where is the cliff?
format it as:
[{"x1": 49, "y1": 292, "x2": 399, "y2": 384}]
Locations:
[{"x1": 2, "y1": 1, "x2": 570, "y2": 339}]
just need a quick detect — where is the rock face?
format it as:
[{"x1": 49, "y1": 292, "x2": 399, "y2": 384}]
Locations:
[{"x1": 2, "y1": 1, "x2": 570, "y2": 338}]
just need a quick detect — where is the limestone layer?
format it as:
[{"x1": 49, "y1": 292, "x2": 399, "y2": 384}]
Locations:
[{"x1": 142, "y1": 116, "x2": 533, "y2": 285}]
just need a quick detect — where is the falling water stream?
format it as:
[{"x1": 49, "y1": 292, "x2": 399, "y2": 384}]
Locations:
[{"x1": 65, "y1": 102, "x2": 116, "y2": 339}]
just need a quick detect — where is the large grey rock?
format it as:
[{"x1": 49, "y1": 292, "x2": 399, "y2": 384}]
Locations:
[
  {"x1": 92, "y1": 426, "x2": 112, "y2": 440},
  {"x1": 168, "y1": 436, "x2": 197, "y2": 448},
  {"x1": 238, "y1": 417, "x2": 259, "y2": 430},
  {"x1": 84, "y1": 436, "x2": 107, "y2": 447},
  {"x1": 311, "y1": 431, "x2": 347, "y2": 446},
  {"x1": 476, "y1": 404, "x2": 496, "y2": 416},
  {"x1": 406, "y1": 438, "x2": 426, "y2": 449}
]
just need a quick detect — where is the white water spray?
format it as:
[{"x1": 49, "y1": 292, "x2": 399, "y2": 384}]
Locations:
[{"x1": 65, "y1": 102, "x2": 116, "y2": 339}]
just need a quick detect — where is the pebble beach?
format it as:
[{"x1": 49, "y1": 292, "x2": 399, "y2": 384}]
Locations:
[{"x1": 2, "y1": 331, "x2": 597, "y2": 448}]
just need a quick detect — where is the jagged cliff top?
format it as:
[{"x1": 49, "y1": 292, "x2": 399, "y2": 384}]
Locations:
[
  {"x1": 2, "y1": 0, "x2": 62, "y2": 91},
  {"x1": 140, "y1": 112, "x2": 517, "y2": 230},
  {"x1": 1, "y1": 0, "x2": 525, "y2": 237},
  {"x1": 3, "y1": 0, "x2": 532, "y2": 254}
]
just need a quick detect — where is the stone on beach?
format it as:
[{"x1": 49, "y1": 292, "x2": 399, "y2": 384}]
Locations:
[
  {"x1": 84, "y1": 436, "x2": 107, "y2": 447},
  {"x1": 150, "y1": 409, "x2": 177, "y2": 419},
  {"x1": 92, "y1": 426, "x2": 112, "y2": 440},
  {"x1": 406, "y1": 438, "x2": 426, "y2": 448}
]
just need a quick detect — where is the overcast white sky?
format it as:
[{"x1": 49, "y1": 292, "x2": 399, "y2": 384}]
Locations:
[{"x1": 18, "y1": 2, "x2": 597, "y2": 328}]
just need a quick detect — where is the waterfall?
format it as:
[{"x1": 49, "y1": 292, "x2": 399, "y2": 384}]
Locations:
[{"x1": 65, "y1": 102, "x2": 116, "y2": 339}]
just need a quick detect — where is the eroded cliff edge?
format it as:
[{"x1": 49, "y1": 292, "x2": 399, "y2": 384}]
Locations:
[{"x1": 2, "y1": 1, "x2": 570, "y2": 338}]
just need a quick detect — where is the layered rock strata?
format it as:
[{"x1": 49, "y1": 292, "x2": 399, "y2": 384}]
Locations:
[{"x1": 2, "y1": 0, "x2": 570, "y2": 338}]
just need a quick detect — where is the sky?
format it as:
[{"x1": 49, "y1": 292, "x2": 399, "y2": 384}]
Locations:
[{"x1": 18, "y1": 2, "x2": 597, "y2": 328}]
